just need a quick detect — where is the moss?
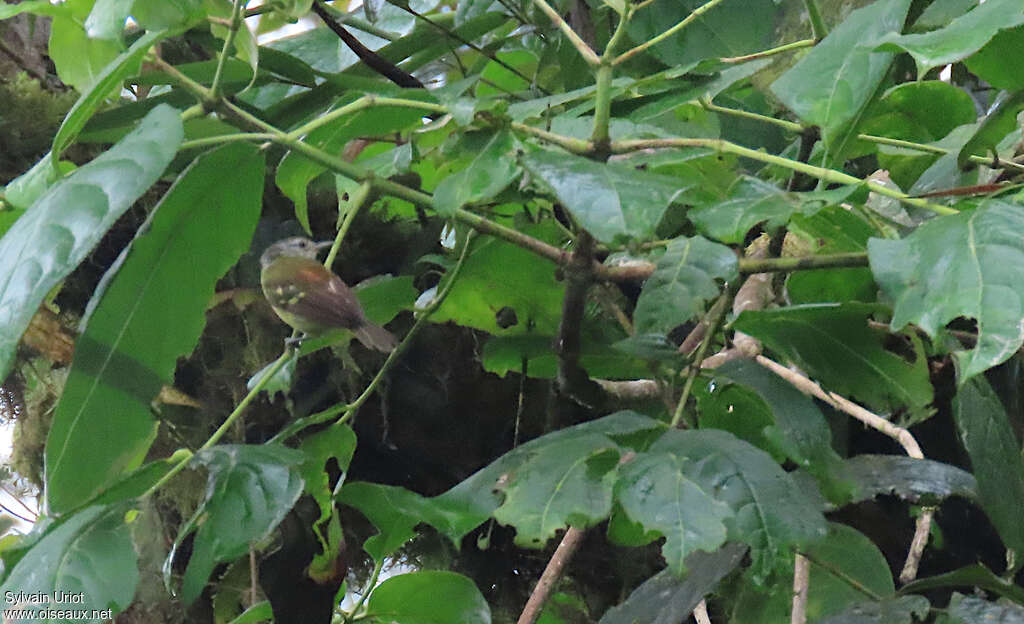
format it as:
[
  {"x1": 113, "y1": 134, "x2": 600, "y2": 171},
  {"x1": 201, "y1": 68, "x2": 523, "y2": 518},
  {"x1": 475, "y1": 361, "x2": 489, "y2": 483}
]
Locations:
[{"x1": 0, "y1": 72, "x2": 75, "y2": 183}]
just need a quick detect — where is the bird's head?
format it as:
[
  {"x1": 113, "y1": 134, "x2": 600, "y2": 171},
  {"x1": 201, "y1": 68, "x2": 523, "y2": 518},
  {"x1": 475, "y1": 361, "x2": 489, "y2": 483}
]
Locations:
[{"x1": 260, "y1": 237, "x2": 332, "y2": 269}]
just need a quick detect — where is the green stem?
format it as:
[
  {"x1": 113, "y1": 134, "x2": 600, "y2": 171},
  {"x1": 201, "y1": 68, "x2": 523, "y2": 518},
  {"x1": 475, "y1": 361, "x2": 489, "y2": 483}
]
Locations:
[
  {"x1": 802, "y1": 0, "x2": 828, "y2": 40},
  {"x1": 152, "y1": 56, "x2": 214, "y2": 106},
  {"x1": 286, "y1": 95, "x2": 447, "y2": 140},
  {"x1": 344, "y1": 558, "x2": 385, "y2": 623},
  {"x1": 325, "y1": 181, "x2": 373, "y2": 270},
  {"x1": 614, "y1": 0, "x2": 728, "y2": 66},
  {"x1": 179, "y1": 133, "x2": 277, "y2": 151},
  {"x1": 721, "y1": 38, "x2": 815, "y2": 64},
  {"x1": 531, "y1": 0, "x2": 601, "y2": 66},
  {"x1": 740, "y1": 252, "x2": 867, "y2": 273},
  {"x1": 670, "y1": 285, "x2": 735, "y2": 428},
  {"x1": 211, "y1": 0, "x2": 246, "y2": 99},
  {"x1": 591, "y1": 63, "x2": 613, "y2": 148},
  {"x1": 611, "y1": 137, "x2": 958, "y2": 215},
  {"x1": 142, "y1": 351, "x2": 293, "y2": 499},
  {"x1": 700, "y1": 99, "x2": 1024, "y2": 174},
  {"x1": 510, "y1": 121, "x2": 592, "y2": 154}
]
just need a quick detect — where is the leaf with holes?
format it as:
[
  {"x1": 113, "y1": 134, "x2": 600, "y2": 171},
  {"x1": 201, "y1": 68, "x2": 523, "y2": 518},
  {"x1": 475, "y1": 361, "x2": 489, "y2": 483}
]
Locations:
[{"x1": 868, "y1": 199, "x2": 1024, "y2": 382}]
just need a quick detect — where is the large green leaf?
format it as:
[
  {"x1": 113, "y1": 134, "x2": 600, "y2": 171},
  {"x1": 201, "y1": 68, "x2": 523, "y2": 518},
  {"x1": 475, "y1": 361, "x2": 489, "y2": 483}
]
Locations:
[
  {"x1": 945, "y1": 594, "x2": 1024, "y2": 623},
  {"x1": 965, "y1": 25, "x2": 1024, "y2": 90},
  {"x1": 633, "y1": 236, "x2": 737, "y2": 335},
  {"x1": 771, "y1": 0, "x2": 912, "y2": 162},
  {"x1": 785, "y1": 206, "x2": 877, "y2": 304},
  {"x1": 0, "y1": 105, "x2": 182, "y2": 382},
  {"x1": 45, "y1": 142, "x2": 263, "y2": 514},
  {"x1": 597, "y1": 544, "x2": 747, "y2": 624},
  {"x1": 493, "y1": 432, "x2": 621, "y2": 547},
  {"x1": 708, "y1": 359, "x2": 851, "y2": 502},
  {"x1": 433, "y1": 130, "x2": 520, "y2": 217},
  {"x1": 275, "y1": 100, "x2": 426, "y2": 232},
  {"x1": 54, "y1": 30, "x2": 169, "y2": 165},
  {"x1": 805, "y1": 524, "x2": 896, "y2": 621},
  {"x1": 520, "y1": 148, "x2": 687, "y2": 244},
  {"x1": 431, "y1": 221, "x2": 566, "y2": 335},
  {"x1": 172, "y1": 445, "x2": 306, "y2": 605},
  {"x1": 868, "y1": 200, "x2": 1024, "y2": 381},
  {"x1": 689, "y1": 177, "x2": 818, "y2": 246},
  {"x1": 363, "y1": 571, "x2": 491, "y2": 624},
  {"x1": 733, "y1": 303, "x2": 933, "y2": 417},
  {"x1": 48, "y1": 0, "x2": 124, "y2": 92},
  {"x1": 650, "y1": 429, "x2": 828, "y2": 579},
  {"x1": 817, "y1": 596, "x2": 930, "y2": 624},
  {"x1": 842, "y1": 455, "x2": 977, "y2": 505},
  {"x1": 953, "y1": 377, "x2": 1024, "y2": 568},
  {"x1": 627, "y1": 0, "x2": 778, "y2": 67},
  {"x1": 0, "y1": 506, "x2": 138, "y2": 622},
  {"x1": 876, "y1": 0, "x2": 1024, "y2": 77},
  {"x1": 614, "y1": 451, "x2": 732, "y2": 575}
]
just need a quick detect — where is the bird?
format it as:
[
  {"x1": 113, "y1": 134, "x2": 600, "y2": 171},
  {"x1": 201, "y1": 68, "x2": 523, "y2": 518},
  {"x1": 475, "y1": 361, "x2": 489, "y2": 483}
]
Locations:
[{"x1": 259, "y1": 237, "x2": 397, "y2": 352}]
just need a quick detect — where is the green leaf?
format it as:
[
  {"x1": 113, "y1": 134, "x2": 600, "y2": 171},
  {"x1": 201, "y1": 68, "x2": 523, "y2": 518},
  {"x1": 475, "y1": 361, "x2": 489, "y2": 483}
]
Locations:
[
  {"x1": 708, "y1": 359, "x2": 852, "y2": 502},
  {"x1": 627, "y1": 0, "x2": 778, "y2": 67},
  {"x1": 874, "y1": 81, "x2": 978, "y2": 141},
  {"x1": 48, "y1": 0, "x2": 124, "y2": 93},
  {"x1": 966, "y1": 25, "x2": 1024, "y2": 90},
  {"x1": 901, "y1": 564, "x2": 1024, "y2": 605},
  {"x1": 733, "y1": 303, "x2": 933, "y2": 417},
  {"x1": 0, "y1": 105, "x2": 182, "y2": 383},
  {"x1": 54, "y1": 30, "x2": 168, "y2": 164},
  {"x1": 131, "y1": 0, "x2": 205, "y2": 30},
  {"x1": 868, "y1": 199, "x2": 1024, "y2": 381},
  {"x1": 953, "y1": 377, "x2": 1024, "y2": 568},
  {"x1": 785, "y1": 206, "x2": 877, "y2": 304},
  {"x1": 805, "y1": 524, "x2": 896, "y2": 621},
  {"x1": 520, "y1": 148, "x2": 687, "y2": 244},
  {"x1": 843, "y1": 455, "x2": 977, "y2": 505},
  {"x1": 352, "y1": 274, "x2": 417, "y2": 326},
  {"x1": 771, "y1": 0, "x2": 912, "y2": 162},
  {"x1": 817, "y1": 596, "x2": 930, "y2": 624},
  {"x1": 913, "y1": 0, "x2": 978, "y2": 30},
  {"x1": 597, "y1": 544, "x2": 747, "y2": 624},
  {"x1": 433, "y1": 130, "x2": 520, "y2": 217},
  {"x1": 432, "y1": 222, "x2": 566, "y2": 335},
  {"x1": 339, "y1": 482, "x2": 483, "y2": 561},
  {"x1": 0, "y1": 506, "x2": 138, "y2": 621},
  {"x1": 876, "y1": 0, "x2": 1024, "y2": 77},
  {"x1": 689, "y1": 177, "x2": 816, "y2": 245},
  {"x1": 946, "y1": 593, "x2": 1024, "y2": 623},
  {"x1": 173, "y1": 445, "x2": 306, "y2": 605},
  {"x1": 0, "y1": 0, "x2": 67, "y2": 18},
  {"x1": 493, "y1": 432, "x2": 621, "y2": 548},
  {"x1": 633, "y1": 236, "x2": 737, "y2": 335},
  {"x1": 957, "y1": 90, "x2": 1024, "y2": 169},
  {"x1": 651, "y1": 429, "x2": 828, "y2": 579},
  {"x1": 615, "y1": 451, "x2": 732, "y2": 575},
  {"x1": 85, "y1": 0, "x2": 133, "y2": 41},
  {"x1": 275, "y1": 101, "x2": 425, "y2": 232},
  {"x1": 363, "y1": 571, "x2": 491, "y2": 624},
  {"x1": 45, "y1": 142, "x2": 263, "y2": 514}
]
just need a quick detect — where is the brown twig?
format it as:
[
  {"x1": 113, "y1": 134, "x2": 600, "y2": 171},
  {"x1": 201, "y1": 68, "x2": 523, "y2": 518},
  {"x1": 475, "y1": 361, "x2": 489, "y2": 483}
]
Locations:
[
  {"x1": 556, "y1": 232, "x2": 608, "y2": 409},
  {"x1": 516, "y1": 528, "x2": 586, "y2": 624}
]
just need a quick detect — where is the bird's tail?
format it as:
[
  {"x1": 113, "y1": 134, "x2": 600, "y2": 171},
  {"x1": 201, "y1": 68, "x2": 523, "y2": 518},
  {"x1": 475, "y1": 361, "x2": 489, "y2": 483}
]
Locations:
[{"x1": 354, "y1": 322, "x2": 397, "y2": 352}]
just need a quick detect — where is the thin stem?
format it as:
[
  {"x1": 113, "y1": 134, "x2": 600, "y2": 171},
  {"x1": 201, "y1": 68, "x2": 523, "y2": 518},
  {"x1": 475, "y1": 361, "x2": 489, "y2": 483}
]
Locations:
[
  {"x1": 614, "y1": 0, "x2": 727, "y2": 66},
  {"x1": 611, "y1": 137, "x2": 958, "y2": 215},
  {"x1": 516, "y1": 527, "x2": 587, "y2": 624},
  {"x1": 802, "y1": 0, "x2": 828, "y2": 40},
  {"x1": 142, "y1": 351, "x2": 293, "y2": 498},
  {"x1": 179, "y1": 133, "x2": 277, "y2": 151},
  {"x1": 721, "y1": 38, "x2": 815, "y2": 64},
  {"x1": 345, "y1": 557, "x2": 385, "y2": 622},
  {"x1": 591, "y1": 63, "x2": 613, "y2": 148},
  {"x1": 287, "y1": 96, "x2": 447, "y2": 140},
  {"x1": 325, "y1": 181, "x2": 373, "y2": 269},
  {"x1": 211, "y1": 0, "x2": 247, "y2": 99},
  {"x1": 509, "y1": 121, "x2": 592, "y2": 154},
  {"x1": 531, "y1": 0, "x2": 601, "y2": 66},
  {"x1": 699, "y1": 100, "x2": 1024, "y2": 174},
  {"x1": 670, "y1": 285, "x2": 736, "y2": 428},
  {"x1": 152, "y1": 56, "x2": 215, "y2": 106}
]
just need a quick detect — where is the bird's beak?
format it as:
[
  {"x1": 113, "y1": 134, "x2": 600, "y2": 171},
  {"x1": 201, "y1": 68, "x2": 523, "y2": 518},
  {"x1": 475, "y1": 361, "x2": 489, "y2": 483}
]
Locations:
[{"x1": 315, "y1": 241, "x2": 334, "y2": 251}]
